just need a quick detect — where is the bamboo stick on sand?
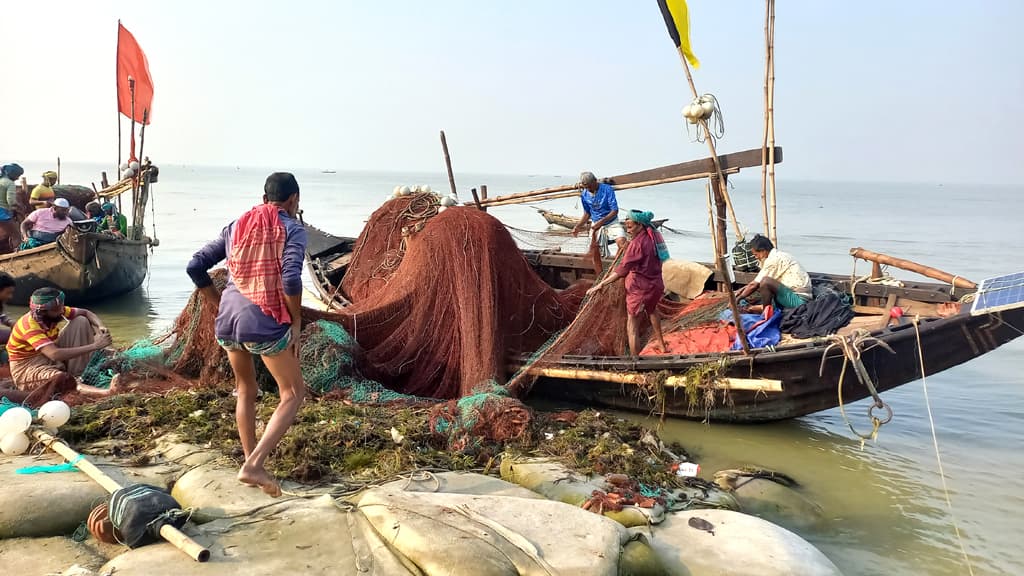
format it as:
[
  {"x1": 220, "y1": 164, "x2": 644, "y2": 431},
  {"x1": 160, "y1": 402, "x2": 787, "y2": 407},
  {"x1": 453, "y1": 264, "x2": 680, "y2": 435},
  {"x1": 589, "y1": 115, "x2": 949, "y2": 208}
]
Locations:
[{"x1": 30, "y1": 429, "x2": 211, "y2": 562}]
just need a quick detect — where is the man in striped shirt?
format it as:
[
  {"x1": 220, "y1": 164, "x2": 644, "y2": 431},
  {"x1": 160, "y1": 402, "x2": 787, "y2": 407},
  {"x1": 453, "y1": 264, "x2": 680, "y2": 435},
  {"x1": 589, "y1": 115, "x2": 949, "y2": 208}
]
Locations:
[{"x1": 5, "y1": 287, "x2": 119, "y2": 404}]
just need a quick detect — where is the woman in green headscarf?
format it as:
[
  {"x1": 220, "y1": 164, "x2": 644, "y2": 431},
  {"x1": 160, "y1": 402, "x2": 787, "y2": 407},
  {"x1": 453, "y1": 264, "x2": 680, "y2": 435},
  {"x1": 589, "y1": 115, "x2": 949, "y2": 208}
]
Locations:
[{"x1": 587, "y1": 209, "x2": 670, "y2": 356}]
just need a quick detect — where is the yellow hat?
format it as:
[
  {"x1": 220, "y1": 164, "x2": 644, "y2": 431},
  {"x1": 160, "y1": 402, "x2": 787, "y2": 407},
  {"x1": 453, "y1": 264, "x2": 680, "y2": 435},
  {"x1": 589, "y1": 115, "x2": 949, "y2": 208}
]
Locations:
[{"x1": 42, "y1": 170, "x2": 58, "y2": 180}]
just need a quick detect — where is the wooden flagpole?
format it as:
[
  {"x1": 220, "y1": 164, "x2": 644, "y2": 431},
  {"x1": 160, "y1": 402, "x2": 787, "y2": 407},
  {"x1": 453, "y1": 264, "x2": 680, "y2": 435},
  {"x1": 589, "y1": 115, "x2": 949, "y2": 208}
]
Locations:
[
  {"x1": 677, "y1": 52, "x2": 750, "y2": 353},
  {"x1": 767, "y1": 0, "x2": 778, "y2": 246},
  {"x1": 760, "y1": 0, "x2": 771, "y2": 237}
]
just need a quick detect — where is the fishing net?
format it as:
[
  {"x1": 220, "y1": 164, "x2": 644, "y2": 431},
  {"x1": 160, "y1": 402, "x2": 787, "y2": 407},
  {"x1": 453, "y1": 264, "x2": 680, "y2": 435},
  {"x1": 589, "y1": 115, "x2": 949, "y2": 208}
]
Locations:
[
  {"x1": 428, "y1": 380, "x2": 533, "y2": 452},
  {"x1": 330, "y1": 194, "x2": 586, "y2": 399}
]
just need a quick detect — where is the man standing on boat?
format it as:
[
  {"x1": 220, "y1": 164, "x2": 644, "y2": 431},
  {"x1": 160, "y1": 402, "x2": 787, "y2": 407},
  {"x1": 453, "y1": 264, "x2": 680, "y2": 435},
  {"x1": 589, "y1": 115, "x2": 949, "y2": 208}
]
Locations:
[
  {"x1": 186, "y1": 172, "x2": 307, "y2": 498},
  {"x1": 30, "y1": 170, "x2": 58, "y2": 209},
  {"x1": 0, "y1": 164, "x2": 24, "y2": 251},
  {"x1": 572, "y1": 171, "x2": 627, "y2": 275},
  {"x1": 19, "y1": 197, "x2": 73, "y2": 248},
  {"x1": 5, "y1": 287, "x2": 119, "y2": 405},
  {"x1": 737, "y1": 234, "x2": 812, "y2": 310}
]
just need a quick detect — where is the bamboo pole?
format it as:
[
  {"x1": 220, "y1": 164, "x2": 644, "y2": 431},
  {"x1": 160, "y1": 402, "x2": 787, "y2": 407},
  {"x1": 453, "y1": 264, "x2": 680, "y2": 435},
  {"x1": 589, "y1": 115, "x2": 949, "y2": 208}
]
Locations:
[
  {"x1": 849, "y1": 248, "x2": 977, "y2": 289},
  {"x1": 677, "y1": 53, "x2": 750, "y2": 353},
  {"x1": 30, "y1": 429, "x2": 211, "y2": 562},
  {"x1": 767, "y1": 0, "x2": 778, "y2": 246},
  {"x1": 474, "y1": 168, "x2": 739, "y2": 208},
  {"x1": 440, "y1": 130, "x2": 458, "y2": 198},
  {"x1": 57, "y1": 157, "x2": 61, "y2": 185},
  {"x1": 511, "y1": 365, "x2": 782, "y2": 393},
  {"x1": 759, "y1": 0, "x2": 771, "y2": 237}
]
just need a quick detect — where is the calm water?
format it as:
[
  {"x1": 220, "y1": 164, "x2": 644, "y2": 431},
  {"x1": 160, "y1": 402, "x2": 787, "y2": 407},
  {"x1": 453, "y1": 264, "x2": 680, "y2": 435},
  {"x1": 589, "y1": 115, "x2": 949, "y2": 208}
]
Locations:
[{"x1": 29, "y1": 162, "x2": 1024, "y2": 575}]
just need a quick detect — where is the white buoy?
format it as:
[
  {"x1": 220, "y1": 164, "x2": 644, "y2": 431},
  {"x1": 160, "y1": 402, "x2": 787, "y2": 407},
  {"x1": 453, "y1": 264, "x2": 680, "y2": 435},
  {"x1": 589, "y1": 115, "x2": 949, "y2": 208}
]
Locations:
[
  {"x1": 440, "y1": 195, "x2": 457, "y2": 207},
  {"x1": 420, "y1": 185, "x2": 431, "y2": 194},
  {"x1": 0, "y1": 432, "x2": 30, "y2": 456},
  {"x1": 37, "y1": 400, "x2": 71, "y2": 429},
  {"x1": 438, "y1": 206, "x2": 448, "y2": 213},
  {"x1": 400, "y1": 186, "x2": 412, "y2": 196},
  {"x1": 119, "y1": 162, "x2": 129, "y2": 171},
  {"x1": 122, "y1": 168, "x2": 135, "y2": 179},
  {"x1": 129, "y1": 160, "x2": 141, "y2": 171},
  {"x1": 0, "y1": 406, "x2": 33, "y2": 436},
  {"x1": 393, "y1": 185, "x2": 402, "y2": 196}
]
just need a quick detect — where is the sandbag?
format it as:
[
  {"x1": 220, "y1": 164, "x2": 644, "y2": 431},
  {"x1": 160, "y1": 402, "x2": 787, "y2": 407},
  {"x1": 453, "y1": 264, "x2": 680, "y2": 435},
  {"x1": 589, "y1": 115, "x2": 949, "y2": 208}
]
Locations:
[
  {"x1": 0, "y1": 454, "x2": 107, "y2": 538},
  {"x1": 500, "y1": 457, "x2": 663, "y2": 527},
  {"x1": 714, "y1": 468, "x2": 825, "y2": 531},
  {"x1": 636, "y1": 510, "x2": 842, "y2": 576},
  {"x1": 358, "y1": 486, "x2": 627, "y2": 576}
]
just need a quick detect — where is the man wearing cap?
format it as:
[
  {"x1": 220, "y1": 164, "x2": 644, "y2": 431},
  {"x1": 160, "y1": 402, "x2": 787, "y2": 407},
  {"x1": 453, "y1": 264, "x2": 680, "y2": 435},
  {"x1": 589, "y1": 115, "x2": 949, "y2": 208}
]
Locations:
[
  {"x1": 20, "y1": 197, "x2": 73, "y2": 247},
  {"x1": 98, "y1": 202, "x2": 128, "y2": 237},
  {"x1": 30, "y1": 170, "x2": 58, "y2": 209}
]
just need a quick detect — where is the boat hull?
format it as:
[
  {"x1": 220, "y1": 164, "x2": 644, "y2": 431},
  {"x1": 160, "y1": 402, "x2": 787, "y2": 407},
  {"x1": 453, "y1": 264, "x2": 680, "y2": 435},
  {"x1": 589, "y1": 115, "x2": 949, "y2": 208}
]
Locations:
[{"x1": 0, "y1": 226, "x2": 151, "y2": 305}]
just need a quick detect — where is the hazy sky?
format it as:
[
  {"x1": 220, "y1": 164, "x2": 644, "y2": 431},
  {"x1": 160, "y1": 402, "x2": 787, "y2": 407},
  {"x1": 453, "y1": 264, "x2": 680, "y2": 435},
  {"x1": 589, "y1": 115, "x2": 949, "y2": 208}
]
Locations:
[{"x1": 4, "y1": 1, "x2": 1022, "y2": 184}]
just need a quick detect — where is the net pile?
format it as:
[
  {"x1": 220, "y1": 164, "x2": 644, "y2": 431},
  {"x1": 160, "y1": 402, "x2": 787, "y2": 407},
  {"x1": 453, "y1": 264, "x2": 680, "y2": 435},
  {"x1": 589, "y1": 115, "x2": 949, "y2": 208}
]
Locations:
[
  {"x1": 332, "y1": 194, "x2": 586, "y2": 399},
  {"x1": 428, "y1": 380, "x2": 533, "y2": 452}
]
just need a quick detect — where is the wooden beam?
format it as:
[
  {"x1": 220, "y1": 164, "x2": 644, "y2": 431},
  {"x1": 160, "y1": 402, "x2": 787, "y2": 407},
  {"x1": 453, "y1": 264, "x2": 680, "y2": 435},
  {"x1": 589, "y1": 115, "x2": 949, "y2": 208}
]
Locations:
[
  {"x1": 469, "y1": 146, "x2": 782, "y2": 207},
  {"x1": 514, "y1": 365, "x2": 782, "y2": 392},
  {"x1": 606, "y1": 146, "x2": 782, "y2": 187}
]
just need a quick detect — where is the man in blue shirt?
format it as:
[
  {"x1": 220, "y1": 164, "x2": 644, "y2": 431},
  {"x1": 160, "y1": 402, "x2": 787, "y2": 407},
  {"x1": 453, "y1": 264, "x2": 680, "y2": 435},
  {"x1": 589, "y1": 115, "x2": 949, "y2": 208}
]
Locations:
[{"x1": 571, "y1": 171, "x2": 626, "y2": 275}]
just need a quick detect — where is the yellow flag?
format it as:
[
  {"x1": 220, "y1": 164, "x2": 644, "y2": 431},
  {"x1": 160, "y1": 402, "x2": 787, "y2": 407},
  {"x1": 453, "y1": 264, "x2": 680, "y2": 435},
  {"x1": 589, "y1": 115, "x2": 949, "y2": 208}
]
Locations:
[{"x1": 656, "y1": 0, "x2": 700, "y2": 68}]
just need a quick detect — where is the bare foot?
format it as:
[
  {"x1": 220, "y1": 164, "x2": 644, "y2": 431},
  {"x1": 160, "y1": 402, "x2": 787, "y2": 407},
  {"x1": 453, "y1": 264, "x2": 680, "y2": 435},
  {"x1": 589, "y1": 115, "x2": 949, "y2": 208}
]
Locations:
[{"x1": 238, "y1": 463, "x2": 281, "y2": 497}]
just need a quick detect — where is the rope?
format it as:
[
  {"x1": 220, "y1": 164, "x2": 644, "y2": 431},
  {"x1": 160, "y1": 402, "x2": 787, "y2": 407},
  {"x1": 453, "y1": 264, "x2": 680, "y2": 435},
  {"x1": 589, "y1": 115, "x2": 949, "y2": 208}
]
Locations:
[
  {"x1": 15, "y1": 454, "x2": 85, "y2": 474},
  {"x1": 911, "y1": 317, "x2": 975, "y2": 576},
  {"x1": 820, "y1": 329, "x2": 895, "y2": 446}
]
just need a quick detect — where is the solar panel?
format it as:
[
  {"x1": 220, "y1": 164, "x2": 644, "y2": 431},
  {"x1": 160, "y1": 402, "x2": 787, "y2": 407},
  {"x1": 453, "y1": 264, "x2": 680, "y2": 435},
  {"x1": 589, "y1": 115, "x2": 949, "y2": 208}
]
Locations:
[{"x1": 970, "y1": 271, "x2": 1024, "y2": 316}]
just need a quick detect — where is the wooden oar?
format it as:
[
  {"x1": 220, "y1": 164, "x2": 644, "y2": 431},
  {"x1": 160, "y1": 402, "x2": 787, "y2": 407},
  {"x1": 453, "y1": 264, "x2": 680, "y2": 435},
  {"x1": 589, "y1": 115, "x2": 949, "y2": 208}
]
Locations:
[{"x1": 30, "y1": 428, "x2": 211, "y2": 562}]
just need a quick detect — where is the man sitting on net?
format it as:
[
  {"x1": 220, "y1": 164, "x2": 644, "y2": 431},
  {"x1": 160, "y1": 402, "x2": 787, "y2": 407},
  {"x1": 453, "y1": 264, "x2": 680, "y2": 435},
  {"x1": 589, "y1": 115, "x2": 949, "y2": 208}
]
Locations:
[
  {"x1": 736, "y1": 234, "x2": 812, "y2": 312},
  {"x1": 5, "y1": 287, "x2": 119, "y2": 405}
]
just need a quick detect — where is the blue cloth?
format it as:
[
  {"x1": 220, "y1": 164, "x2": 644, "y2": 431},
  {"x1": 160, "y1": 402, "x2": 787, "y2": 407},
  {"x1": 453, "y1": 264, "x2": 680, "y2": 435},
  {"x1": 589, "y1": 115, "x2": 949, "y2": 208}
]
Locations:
[
  {"x1": 720, "y1": 308, "x2": 783, "y2": 350},
  {"x1": 0, "y1": 206, "x2": 11, "y2": 221},
  {"x1": 186, "y1": 209, "x2": 307, "y2": 343},
  {"x1": 581, "y1": 183, "x2": 619, "y2": 223}
]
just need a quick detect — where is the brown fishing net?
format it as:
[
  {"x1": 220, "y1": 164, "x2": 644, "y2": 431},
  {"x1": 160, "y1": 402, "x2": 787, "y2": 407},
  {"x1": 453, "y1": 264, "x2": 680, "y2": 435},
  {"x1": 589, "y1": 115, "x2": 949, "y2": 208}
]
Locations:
[{"x1": 332, "y1": 194, "x2": 586, "y2": 398}]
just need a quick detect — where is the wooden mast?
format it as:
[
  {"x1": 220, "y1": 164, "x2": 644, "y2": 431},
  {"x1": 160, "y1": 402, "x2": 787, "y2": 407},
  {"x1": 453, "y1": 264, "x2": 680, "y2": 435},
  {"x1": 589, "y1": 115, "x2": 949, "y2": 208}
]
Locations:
[{"x1": 677, "y1": 54, "x2": 751, "y2": 353}]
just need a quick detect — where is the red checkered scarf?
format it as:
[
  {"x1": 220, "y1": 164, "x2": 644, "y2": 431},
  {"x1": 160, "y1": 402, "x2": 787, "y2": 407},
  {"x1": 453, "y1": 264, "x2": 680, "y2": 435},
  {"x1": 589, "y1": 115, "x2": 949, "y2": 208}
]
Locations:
[{"x1": 227, "y1": 204, "x2": 290, "y2": 324}]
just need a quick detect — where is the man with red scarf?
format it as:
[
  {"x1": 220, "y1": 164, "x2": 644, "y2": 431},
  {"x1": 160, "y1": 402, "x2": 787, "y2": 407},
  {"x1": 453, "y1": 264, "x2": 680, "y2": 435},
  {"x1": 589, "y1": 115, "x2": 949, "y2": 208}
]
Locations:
[{"x1": 186, "y1": 172, "x2": 307, "y2": 498}]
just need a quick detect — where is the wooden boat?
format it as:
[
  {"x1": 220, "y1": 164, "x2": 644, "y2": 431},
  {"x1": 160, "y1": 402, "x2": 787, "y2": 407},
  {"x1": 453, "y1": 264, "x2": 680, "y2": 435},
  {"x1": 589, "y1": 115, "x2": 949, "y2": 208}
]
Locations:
[
  {"x1": 303, "y1": 222, "x2": 1024, "y2": 422},
  {"x1": 0, "y1": 177, "x2": 157, "y2": 306},
  {"x1": 536, "y1": 208, "x2": 667, "y2": 230},
  {"x1": 0, "y1": 24, "x2": 159, "y2": 306}
]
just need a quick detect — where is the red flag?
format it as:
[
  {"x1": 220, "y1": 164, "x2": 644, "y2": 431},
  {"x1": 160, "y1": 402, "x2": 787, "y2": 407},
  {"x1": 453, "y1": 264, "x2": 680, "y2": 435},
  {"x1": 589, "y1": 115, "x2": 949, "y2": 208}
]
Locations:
[{"x1": 117, "y1": 22, "x2": 153, "y2": 125}]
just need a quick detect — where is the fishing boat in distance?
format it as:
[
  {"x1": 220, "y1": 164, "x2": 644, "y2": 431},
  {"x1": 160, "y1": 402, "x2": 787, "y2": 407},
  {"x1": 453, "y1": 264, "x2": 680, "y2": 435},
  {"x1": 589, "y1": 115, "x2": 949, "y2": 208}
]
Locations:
[
  {"x1": 302, "y1": 147, "x2": 1024, "y2": 423},
  {"x1": 535, "y1": 207, "x2": 668, "y2": 231},
  {"x1": 0, "y1": 175, "x2": 157, "y2": 306},
  {"x1": 0, "y1": 22, "x2": 158, "y2": 306}
]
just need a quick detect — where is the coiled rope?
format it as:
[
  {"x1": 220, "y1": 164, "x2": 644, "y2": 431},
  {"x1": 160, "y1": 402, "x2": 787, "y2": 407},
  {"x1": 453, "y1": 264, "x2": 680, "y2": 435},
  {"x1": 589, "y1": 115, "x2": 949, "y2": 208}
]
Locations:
[{"x1": 820, "y1": 329, "x2": 895, "y2": 446}]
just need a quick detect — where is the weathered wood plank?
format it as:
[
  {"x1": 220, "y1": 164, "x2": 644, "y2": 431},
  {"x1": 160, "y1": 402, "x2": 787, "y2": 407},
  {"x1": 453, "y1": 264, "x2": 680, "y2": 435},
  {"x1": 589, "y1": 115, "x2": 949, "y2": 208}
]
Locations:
[{"x1": 607, "y1": 147, "x2": 782, "y2": 186}]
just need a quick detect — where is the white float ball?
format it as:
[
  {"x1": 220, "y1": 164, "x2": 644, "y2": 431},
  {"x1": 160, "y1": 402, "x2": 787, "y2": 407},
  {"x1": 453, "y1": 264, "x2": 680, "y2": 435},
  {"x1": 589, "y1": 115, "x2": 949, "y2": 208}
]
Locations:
[
  {"x1": 0, "y1": 432, "x2": 30, "y2": 456},
  {"x1": 440, "y1": 195, "x2": 456, "y2": 207},
  {"x1": 119, "y1": 162, "x2": 129, "y2": 171},
  {"x1": 393, "y1": 185, "x2": 402, "y2": 196},
  {"x1": 37, "y1": 400, "x2": 71, "y2": 429},
  {"x1": 420, "y1": 185, "x2": 431, "y2": 194},
  {"x1": 129, "y1": 160, "x2": 141, "y2": 171},
  {"x1": 400, "y1": 186, "x2": 412, "y2": 196},
  {"x1": 438, "y1": 206, "x2": 447, "y2": 213},
  {"x1": 0, "y1": 406, "x2": 33, "y2": 436}
]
